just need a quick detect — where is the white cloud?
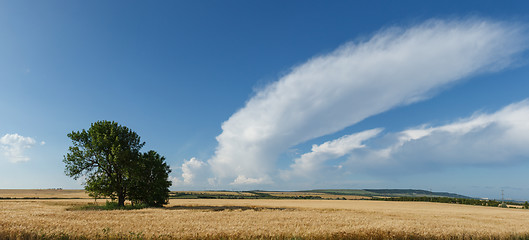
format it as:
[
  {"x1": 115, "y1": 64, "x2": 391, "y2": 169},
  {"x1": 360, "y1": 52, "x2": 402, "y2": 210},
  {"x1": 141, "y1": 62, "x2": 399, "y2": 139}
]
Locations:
[
  {"x1": 346, "y1": 100, "x2": 529, "y2": 172},
  {"x1": 231, "y1": 175, "x2": 271, "y2": 185},
  {"x1": 0, "y1": 133, "x2": 37, "y2": 163},
  {"x1": 281, "y1": 128, "x2": 382, "y2": 179},
  {"x1": 169, "y1": 176, "x2": 182, "y2": 186},
  {"x1": 172, "y1": 157, "x2": 209, "y2": 186},
  {"x1": 181, "y1": 157, "x2": 206, "y2": 184},
  {"x1": 209, "y1": 18, "x2": 529, "y2": 185}
]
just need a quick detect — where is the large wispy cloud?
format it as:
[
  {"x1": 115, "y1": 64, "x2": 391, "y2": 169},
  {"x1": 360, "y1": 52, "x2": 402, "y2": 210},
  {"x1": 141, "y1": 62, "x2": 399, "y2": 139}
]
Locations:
[
  {"x1": 0, "y1": 133, "x2": 40, "y2": 163},
  {"x1": 207, "y1": 18, "x2": 528, "y2": 185},
  {"x1": 344, "y1": 100, "x2": 529, "y2": 173}
]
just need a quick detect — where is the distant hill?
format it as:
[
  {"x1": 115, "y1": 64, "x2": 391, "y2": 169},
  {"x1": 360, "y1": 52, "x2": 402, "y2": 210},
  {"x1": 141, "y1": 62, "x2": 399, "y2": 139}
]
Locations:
[
  {"x1": 168, "y1": 189, "x2": 474, "y2": 201},
  {"x1": 306, "y1": 189, "x2": 471, "y2": 199}
]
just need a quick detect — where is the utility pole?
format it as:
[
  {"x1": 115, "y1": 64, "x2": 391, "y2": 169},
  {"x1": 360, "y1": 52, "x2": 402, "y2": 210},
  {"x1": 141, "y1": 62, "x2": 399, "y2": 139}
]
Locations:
[
  {"x1": 501, "y1": 189, "x2": 506, "y2": 208},
  {"x1": 429, "y1": 188, "x2": 432, "y2": 202}
]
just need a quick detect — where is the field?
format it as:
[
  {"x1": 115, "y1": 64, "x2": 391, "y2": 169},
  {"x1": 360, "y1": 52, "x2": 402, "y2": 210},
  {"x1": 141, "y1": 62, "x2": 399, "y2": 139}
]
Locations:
[
  {"x1": 1, "y1": 190, "x2": 529, "y2": 239},
  {"x1": 259, "y1": 191, "x2": 370, "y2": 200},
  {"x1": 0, "y1": 189, "x2": 87, "y2": 199}
]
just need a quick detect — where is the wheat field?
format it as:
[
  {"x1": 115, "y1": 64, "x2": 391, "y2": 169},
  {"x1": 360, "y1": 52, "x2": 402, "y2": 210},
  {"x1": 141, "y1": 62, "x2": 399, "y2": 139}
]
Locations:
[
  {"x1": 0, "y1": 189, "x2": 88, "y2": 199},
  {"x1": 2, "y1": 196, "x2": 529, "y2": 240}
]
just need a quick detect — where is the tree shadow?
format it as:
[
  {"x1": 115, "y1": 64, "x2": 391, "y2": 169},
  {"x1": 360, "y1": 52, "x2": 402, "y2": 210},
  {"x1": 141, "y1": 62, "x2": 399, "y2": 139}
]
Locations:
[{"x1": 165, "y1": 205, "x2": 292, "y2": 211}]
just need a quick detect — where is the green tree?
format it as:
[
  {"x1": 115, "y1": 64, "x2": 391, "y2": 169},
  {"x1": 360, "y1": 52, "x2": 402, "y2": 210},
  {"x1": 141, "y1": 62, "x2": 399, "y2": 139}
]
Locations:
[
  {"x1": 129, "y1": 151, "x2": 172, "y2": 207},
  {"x1": 63, "y1": 120, "x2": 171, "y2": 207}
]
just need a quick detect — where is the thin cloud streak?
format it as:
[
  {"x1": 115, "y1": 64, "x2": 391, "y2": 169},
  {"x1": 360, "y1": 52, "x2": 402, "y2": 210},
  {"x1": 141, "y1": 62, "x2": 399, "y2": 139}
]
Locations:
[
  {"x1": 346, "y1": 100, "x2": 529, "y2": 173},
  {"x1": 281, "y1": 128, "x2": 382, "y2": 180},
  {"x1": 208, "y1": 18, "x2": 528, "y2": 185}
]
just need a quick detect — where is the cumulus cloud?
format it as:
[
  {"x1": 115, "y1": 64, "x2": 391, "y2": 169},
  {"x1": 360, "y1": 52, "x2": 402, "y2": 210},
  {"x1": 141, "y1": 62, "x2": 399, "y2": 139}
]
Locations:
[
  {"x1": 281, "y1": 128, "x2": 382, "y2": 179},
  {"x1": 172, "y1": 158, "x2": 209, "y2": 186},
  {"x1": 181, "y1": 158, "x2": 206, "y2": 184},
  {"x1": 0, "y1": 133, "x2": 37, "y2": 163},
  {"x1": 209, "y1": 18, "x2": 529, "y2": 185},
  {"x1": 231, "y1": 175, "x2": 271, "y2": 185},
  {"x1": 345, "y1": 100, "x2": 529, "y2": 173}
]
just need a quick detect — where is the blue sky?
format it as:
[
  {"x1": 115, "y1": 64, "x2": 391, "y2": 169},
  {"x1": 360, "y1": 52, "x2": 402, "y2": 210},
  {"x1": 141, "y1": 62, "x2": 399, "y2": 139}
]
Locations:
[{"x1": 2, "y1": 1, "x2": 529, "y2": 200}]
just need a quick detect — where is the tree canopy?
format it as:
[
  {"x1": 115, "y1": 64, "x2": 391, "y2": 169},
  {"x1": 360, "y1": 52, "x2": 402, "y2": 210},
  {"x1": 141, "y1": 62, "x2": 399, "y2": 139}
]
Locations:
[{"x1": 63, "y1": 120, "x2": 171, "y2": 207}]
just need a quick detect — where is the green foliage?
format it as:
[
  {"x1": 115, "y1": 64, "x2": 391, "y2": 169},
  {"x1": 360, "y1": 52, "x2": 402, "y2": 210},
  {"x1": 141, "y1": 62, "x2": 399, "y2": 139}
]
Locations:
[
  {"x1": 308, "y1": 189, "x2": 374, "y2": 196},
  {"x1": 169, "y1": 191, "x2": 323, "y2": 200},
  {"x1": 63, "y1": 120, "x2": 171, "y2": 207},
  {"x1": 128, "y1": 151, "x2": 172, "y2": 207},
  {"x1": 377, "y1": 196, "x2": 525, "y2": 208},
  {"x1": 309, "y1": 189, "x2": 470, "y2": 199}
]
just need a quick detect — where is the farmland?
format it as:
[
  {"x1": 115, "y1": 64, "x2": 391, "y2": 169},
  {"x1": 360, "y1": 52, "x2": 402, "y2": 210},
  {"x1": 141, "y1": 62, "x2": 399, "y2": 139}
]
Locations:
[
  {"x1": 1, "y1": 190, "x2": 529, "y2": 239},
  {"x1": 0, "y1": 189, "x2": 87, "y2": 199}
]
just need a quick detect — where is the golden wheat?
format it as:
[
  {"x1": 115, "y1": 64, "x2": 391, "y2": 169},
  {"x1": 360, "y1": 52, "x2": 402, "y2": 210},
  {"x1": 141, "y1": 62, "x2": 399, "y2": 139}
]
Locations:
[
  {"x1": 1, "y1": 197, "x2": 529, "y2": 239},
  {"x1": 0, "y1": 189, "x2": 89, "y2": 199}
]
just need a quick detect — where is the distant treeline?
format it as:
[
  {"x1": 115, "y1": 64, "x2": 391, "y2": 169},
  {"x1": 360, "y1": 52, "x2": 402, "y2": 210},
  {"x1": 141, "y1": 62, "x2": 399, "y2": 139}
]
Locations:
[
  {"x1": 170, "y1": 191, "x2": 324, "y2": 200},
  {"x1": 309, "y1": 189, "x2": 470, "y2": 199},
  {"x1": 378, "y1": 196, "x2": 528, "y2": 208},
  {"x1": 170, "y1": 191, "x2": 529, "y2": 209}
]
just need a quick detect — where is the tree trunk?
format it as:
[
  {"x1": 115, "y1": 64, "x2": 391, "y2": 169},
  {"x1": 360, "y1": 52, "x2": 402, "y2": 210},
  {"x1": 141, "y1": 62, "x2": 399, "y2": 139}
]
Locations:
[{"x1": 118, "y1": 192, "x2": 125, "y2": 207}]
